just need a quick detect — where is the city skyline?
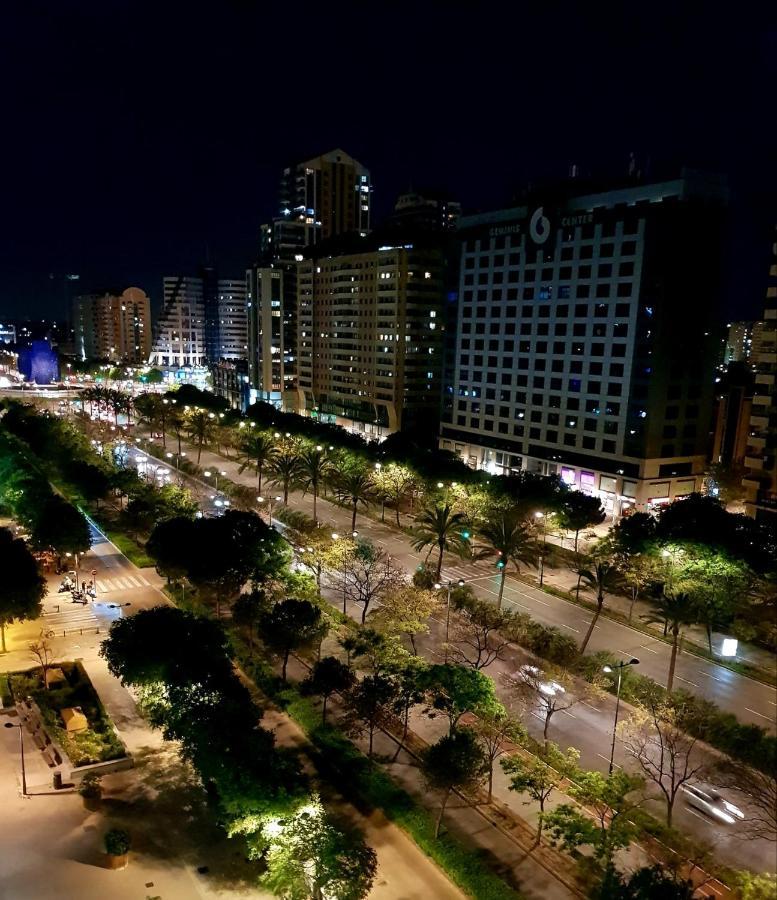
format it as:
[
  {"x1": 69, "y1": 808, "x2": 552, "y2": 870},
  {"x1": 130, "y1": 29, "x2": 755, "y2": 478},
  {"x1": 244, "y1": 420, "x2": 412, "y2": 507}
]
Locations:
[{"x1": 1, "y1": 4, "x2": 775, "y2": 319}]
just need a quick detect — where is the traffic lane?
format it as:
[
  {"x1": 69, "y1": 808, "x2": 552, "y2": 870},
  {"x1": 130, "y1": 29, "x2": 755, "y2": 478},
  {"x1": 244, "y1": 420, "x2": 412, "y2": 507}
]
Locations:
[
  {"x1": 380, "y1": 595, "x2": 777, "y2": 874},
  {"x1": 472, "y1": 575, "x2": 777, "y2": 733}
]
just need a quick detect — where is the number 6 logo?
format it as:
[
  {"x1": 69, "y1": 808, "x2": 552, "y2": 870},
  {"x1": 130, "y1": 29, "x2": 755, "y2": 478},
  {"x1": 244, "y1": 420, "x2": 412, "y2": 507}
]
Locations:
[{"x1": 530, "y1": 206, "x2": 551, "y2": 244}]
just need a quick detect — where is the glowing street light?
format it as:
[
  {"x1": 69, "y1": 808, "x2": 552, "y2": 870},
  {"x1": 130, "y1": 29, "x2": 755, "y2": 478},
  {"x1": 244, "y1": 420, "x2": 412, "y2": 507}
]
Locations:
[{"x1": 602, "y1": 658, "x2": 639, "y2": 773}]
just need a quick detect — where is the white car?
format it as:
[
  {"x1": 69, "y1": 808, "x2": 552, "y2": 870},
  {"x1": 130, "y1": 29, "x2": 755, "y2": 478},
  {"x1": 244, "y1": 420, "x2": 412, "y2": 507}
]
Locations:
[
  {"x1": 682, "y1": 784, "x2": 745, "y2": 825},
  {"x1": 518, "y1": 664, "x2": 566, "y2": 697}
]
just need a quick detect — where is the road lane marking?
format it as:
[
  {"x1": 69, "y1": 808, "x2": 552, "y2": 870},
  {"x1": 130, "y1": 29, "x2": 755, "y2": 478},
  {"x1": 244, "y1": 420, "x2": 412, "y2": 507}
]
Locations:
[
  {"x1": 744, "y1": 707, "x2": 776, "y2": 722},
  {"x1": 560, "y1": 710, "x2": 578, "y2": 719},
  {"x1": 597, "y1": 754, "x2": 620, "y2": 769},
  {"x1": 699, "y1": 671, "x2": 721, "y2": 682},
  {"x1": 582, "y1": 701, "x2": 601, "y2": 712},
  {"x1": 675, "y1": 676, "x2": 699, "y2": 687},
  {"x1": 558, "y1": 623, "x2": 580, "y2": 633},
  {"x1": 638, "y1": 644, "x2": 658, "y2": 654}
]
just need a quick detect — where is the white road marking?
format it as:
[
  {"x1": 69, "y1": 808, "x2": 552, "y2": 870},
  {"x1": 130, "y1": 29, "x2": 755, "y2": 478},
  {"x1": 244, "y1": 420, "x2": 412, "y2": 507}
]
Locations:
[
  {"x1": 638, "y1": 644, "x2": 658, "y2": 654},
  {"x1": 558, "y1": 622, "x2": 580, "y2": 633},
  {"x1": 675, "y1": 675, "x2": 699, "y2": 687},
  {"x1": 582, "y1": 701, "x2": 601, "y2": 712},
  {"x1": 597, "y1": 754, "x2": 621, "y2": 769},
  {"x1": 699, "y1": 671, "x2": 721, "y2": 682},
  {"x1": 744, "y1": 707, "x2": 776, "y2": 722},
  {"x1": 560, "y1": 710, "x2": 578, "y2": 719}
]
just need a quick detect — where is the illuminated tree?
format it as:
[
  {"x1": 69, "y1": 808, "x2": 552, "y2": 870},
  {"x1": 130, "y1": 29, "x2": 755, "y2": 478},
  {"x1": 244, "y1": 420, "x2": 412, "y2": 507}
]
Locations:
[
  {"x1": 474, "y1": 509, "x2": 538, "y2": 608},
  {"x1": 421, "y1": 728, "x2": 488, "y2": 838},
  {"x1": 237, "y1": 430, "x2": 277, "y2": 493},
  {"x1": 409, "y1": 503, "x2": 469, "y2": 581}
]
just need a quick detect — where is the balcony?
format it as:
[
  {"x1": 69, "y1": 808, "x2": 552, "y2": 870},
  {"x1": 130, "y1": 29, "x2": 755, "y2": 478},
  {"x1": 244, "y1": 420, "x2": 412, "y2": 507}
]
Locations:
[
  {"x1": 745, "y1": 455, "x2": 764, "y2": 470},
  {"x1": 750, "y1": 415, "x2": 769, "y2": 430}
]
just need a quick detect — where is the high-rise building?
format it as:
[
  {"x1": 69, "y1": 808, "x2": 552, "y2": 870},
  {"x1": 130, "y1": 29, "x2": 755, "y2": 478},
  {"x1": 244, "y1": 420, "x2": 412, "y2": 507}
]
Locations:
[
  {"x1": 246, "y1": 265, "x2": 297, "y2": 408},
  {"x1": 711, "y1": 362, "x2": 753, "y2": 469},
  {"x1": 440, "y1": 171, "x2": 727, "y2": 516},
  {"x1": 213, "y1": 279, "x2": 248, "y2": 361},
  {"x1": 388, "y1": 190, "x2": 461, "y2": 233},
  {"x1": 295, "y1": 236, "x2": 446, "y2": 438},
  {"x1": 742, "y1": 227, "x2": 777, "y2": 521},
  {"x1": 722, "y1": 321, "x2": 754, "y2": 366},
  {"x1": 72, "y1": 288, "x2": 151, "y2": 363},
  {"x1": 0, "y1": 323, "x2": 16, "y2": 345},
  {"x1": 149, "y1": 277, "x2": 206, "y2": 369}
]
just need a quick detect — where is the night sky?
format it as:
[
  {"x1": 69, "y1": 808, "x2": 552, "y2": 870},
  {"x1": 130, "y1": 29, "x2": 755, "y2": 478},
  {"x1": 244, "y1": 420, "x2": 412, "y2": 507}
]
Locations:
[{"x1": 2, "y1": 3, "x2": 775, "y2": 321}]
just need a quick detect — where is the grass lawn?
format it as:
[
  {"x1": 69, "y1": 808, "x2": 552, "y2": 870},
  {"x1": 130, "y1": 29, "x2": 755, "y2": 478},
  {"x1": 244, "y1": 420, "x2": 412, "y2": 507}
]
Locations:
[{"x1": 9, "y1": 660, "x2": 126, "y2": 766}]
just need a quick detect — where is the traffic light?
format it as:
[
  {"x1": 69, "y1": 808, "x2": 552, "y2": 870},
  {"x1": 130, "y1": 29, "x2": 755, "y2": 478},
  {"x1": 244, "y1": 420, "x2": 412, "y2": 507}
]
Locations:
[
  {"x1": 461, "y1": 530, "x2": 470, "y2": 540},
  {"x1": 496, "y1": 559, "x2": 505, "y2": 569}
]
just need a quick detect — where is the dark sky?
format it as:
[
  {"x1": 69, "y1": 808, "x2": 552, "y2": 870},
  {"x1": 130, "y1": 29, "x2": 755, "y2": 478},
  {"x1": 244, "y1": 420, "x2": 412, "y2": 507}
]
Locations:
[{"x1": 2, "y1": 2, "x2": 776, "y2": 321}]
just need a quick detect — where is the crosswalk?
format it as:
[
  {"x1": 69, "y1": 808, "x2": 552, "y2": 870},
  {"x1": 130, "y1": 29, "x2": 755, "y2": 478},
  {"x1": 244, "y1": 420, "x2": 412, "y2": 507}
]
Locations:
[
  {"x1": 438, "y1": 562, "x2": 501, "y2": 584},
  {"x1": 42, "y1": 604, "x2": 98, "y2": 632},
  {"x1": 94, "y1": 573, "x2": 150, "y2": 593}
]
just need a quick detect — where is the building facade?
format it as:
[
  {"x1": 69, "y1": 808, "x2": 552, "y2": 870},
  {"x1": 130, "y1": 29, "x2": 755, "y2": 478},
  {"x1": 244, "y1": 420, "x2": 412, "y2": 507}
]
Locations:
[
  {"x1": 246, "y1": 265, "x2": 297, "y2": 409},
  {"x1": 148, "y1": 277, "x2": 206, "y2": 369},
  {"x1": 722, "y1": 321, "x2": 754, "y2": 366},
  {"x1": 743, "y1": 227, "x2": 777, "y2": 521},
  {"x1": 296, "y1": 240, "x2": 446, "y2": 438},
  {"x1": 73, "y1": 287, "x2": 151, "y2": 363},
  {"x1": 440, "y1": 172, "x2": 727, "y2": 516}
]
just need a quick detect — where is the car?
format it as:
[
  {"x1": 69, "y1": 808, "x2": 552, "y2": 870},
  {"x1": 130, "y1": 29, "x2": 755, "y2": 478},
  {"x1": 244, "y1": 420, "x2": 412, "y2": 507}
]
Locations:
[
  {"x1": 682, "y1": 784, "x2": 745, "y2": 825},
  {"x1": 517, "y1": 664, "x2": 566, "y2": 697}
]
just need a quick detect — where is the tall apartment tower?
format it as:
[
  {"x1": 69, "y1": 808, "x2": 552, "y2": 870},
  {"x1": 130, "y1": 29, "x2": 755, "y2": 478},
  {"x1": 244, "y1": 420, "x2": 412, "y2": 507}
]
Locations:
[
  {"x1": 743, "y1": 227, "x2": 777, "y2": 521},
  {"x1": 440, "y1": 171, "x2": 727, "y2": 516},
  {"x1": 722, "y1": 321, "x2": 754, "y2": 366},
  {"x1": 73, "y1": 287, "x2": 151, "y2": 363},
  {"x1": 247, "y1": 149, "x2": 371, "y2": 409},
  {"x1": 295, "y1": 237, "x2": 446, "y2": 438},
  {"x1": 148, "y1": 277, "x2": 206, "y2": 369}
]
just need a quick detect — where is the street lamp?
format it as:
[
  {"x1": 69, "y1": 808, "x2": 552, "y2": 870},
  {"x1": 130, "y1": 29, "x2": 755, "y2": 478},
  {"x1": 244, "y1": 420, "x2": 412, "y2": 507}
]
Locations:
[
  {"x1": 257, "y1": 495, "x2": 282, "y2": 524},
  {"x1": 602, "y1": 658, "x2": 639, "y2": 774},
  {"x1": 107, "y1": 603, "x2": 132, "y2": 614},
  {"x1": 535, "y1": 512, "x2": 547, "y2": 586},
  {"x1": 4, "y1": 720, "x2": 27, "y2": 795},
  {"x1": 65, "y1": 552, "x2": 80, "y2": 589},
  {"x1": 434, "y1": 578, "x2": 466, "y2": 663}
]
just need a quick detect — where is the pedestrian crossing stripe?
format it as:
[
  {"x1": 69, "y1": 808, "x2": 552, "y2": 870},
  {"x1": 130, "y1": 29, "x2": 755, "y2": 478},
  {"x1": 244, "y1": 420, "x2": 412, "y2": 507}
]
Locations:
[
  {"x1": 94, "y1": 574, "x2": 149, "y2": 592},
  {"x1": 43, "y1": 611, "x2": 98, "y2": 626},
  {"x1": 439, "y1": 564, "x2": 498, "y2": 582}
]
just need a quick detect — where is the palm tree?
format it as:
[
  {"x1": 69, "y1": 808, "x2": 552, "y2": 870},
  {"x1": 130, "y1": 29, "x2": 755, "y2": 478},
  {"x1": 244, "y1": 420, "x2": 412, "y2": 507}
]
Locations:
[
  {"x1": 333, "y1": 465, "x2": 374, "y2": 531},
  {"x1": 237, "y1": 431, "x2": 277, "y2": 493},
  {"x1": 409, "y1": 503, "x2": 469, "y2": 581},
  {"x1": 268, "y1": 444, "x2": 301, "y2": 505},
  {"x1": 186, "y1": 408, "x2": 217, "y2": 463},
  {"x1": 578, "y1": 557, "x2": 623, "y2": 653},
  {"x1": 642, "y1": 591, "x2": 697, "y2": 692},
  {"x1": 295, "y1": 445, "x2": 331, "y2": 523},
  {"x1": 474, "y1": 510, "x2": 538, "y2": 609}
]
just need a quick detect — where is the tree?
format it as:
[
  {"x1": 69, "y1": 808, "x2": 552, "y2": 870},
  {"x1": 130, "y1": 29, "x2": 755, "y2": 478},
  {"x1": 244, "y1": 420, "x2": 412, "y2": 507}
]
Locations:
[
  {"x1": 473, "y1": 509, "x2": 537, "y2": 608},
  {"x1": 557, "y1": 491, "x2": 606, "y2": 552},
  {"x1": 332, "y1": 464, "x2": 374, "y2": 532},
  {"x1": 421, "y1": 728, "x2": 488, "y2": 838},
  {"x1": 185, "y1": 408, "x2": 217, "y2": 463},
  {"x1": 714, "y1": 760, "x2": 777, "y2": 842},
  {"x1": 339, "y1": 627, "x2": 400, "y2": 674},
  {"x1": 421, "y1": 663, "x2": 498, "y2": 733},
  {"x1": 295, "y1": 445, "x2": 331, "y2": 523},
  {"x1": 371, "y1": 462, "x2": 416, "y2": 526},
  {"x1": 302, "y1": 656, "x2": 355, "y2": 724},
  {"x1": 259, "y1": 799, "x2": 377, "y2": 900},
  {"x1": 369, "y1": 584, "x2": 440, "y2": 654},
  {"x1": 100, "y1": 606, "x2": 234, "y2": 689},
  {"x1": 29, "y1": 630, "x2": 56, "y2": 690},
  {"x1": 595, "y1": 865, "x2": 696, "y2": 900},
  {"x1": 268, "y1": 442, "x2": 301, "y2": 505},
  {"x1": 544, "y1": 770, "x2": 643, "y2": 869},
  {"x1": 578, "y1": 553, "x2": 623, "y2": 653},
  {"x1": 621, "y1": 698, "x2": 706, "y2": 827},
  {"x1": 641, "y1": 591, "x2": 697, "y2": 691},
  {"x1": 258, "y1": 599, "x2": 328, "y2": 681},
  {"x1": 502, "y1": 742, "x2": 580, "y2": 844},
  {"x1": 409, "y1": 503, "x2": 469, "y2": 581},
  {"x1": 0, "y1": 528, "x2": 46, "y2": 652},
  {"x1": 450, "y1": 595, "x2": 512, "y2": 670},
  {"x1": 734, "y1": 872, "x2": 777, "y2": 900},
  {"x1": 31, "y1": 494, "x2": 92, "y2": 559},
  {"x1": 387, "y1": 657, "x2": 427, "y2": 761},
  {"x1": 343, "y1": 673, "x2": 398, "y2": 758},
  {"x1": 232, "y1": 588, "x2": 271, "y2": 654},
  {"x1": 469, "y1": 700, "x2": 526, "y2": 802},
  {"x1": 508, "y1": 665, "x2": 586, "y2": 748},
  {"x1": 237, "y1": 430, "x2": 276, "y2": 493},
  {"x1": 341, "y1": 541, "x2": 405, "y2": 624}
]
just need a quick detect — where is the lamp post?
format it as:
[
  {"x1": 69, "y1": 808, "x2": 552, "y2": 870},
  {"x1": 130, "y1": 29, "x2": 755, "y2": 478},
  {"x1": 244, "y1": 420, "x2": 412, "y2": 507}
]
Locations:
[
  {"x1": 603, "y1": 657, "x2": 639, "y2": 774},
  {"x1": 257, "y1": 495, "x2": 282, "y2": 525},
  {"x1": 434, "y1": 578, "x2": 466, "y2": 663},
  {"x1": 108, "y1": 602, "x2": 132, "y2": 617},
  {"x1": 535, "y1": 511, "x2": 547, "y2": 587},
  {"x1": 4, "y1": 720, "x2": 27, "y2": 795}
]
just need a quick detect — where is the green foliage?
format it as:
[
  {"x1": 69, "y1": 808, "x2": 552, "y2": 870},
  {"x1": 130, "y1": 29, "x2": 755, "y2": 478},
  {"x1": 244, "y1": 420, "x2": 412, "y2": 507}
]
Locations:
[
  {"x1": 258, "y1": 598, "x2": 328, "y2": 681},
  {"x1": 78, "y1": 772, "x2": 103, "y2": 799},
  {"x1": 557, "y1": 492, "x2": 606, "y2": 549},
  {"x1": 104, "y1": 828, "x2": 131, "y2": 856},
  {"x1": 409, "y1": 503, "x2": 470, "y2": 580},
  {"x1": 735, "y1": 871, "x2": 777, "y2": 900},
  {"x1": 420, "y1": 663, "x2": 499, "y2": 732},
  {"x1": 301, "y1": 656, "x2": 355, "y2": 723},
  {"x1": 0, "y1": 527, "x2": 46, "y2": 650}
]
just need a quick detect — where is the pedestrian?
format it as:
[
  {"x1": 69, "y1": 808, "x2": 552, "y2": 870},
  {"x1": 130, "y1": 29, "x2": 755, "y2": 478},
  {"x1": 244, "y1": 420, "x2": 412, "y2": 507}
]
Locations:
[{"x1": 82, "y1": 581, "x2": 87, "y2": 593}]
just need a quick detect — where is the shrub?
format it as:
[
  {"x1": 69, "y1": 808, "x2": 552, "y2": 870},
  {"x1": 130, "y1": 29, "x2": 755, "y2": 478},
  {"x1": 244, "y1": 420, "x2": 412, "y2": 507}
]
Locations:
[
  {"x1": 78, "y1": 772, "x2": 102, "y2": 799},
  {"x1": 104, "y1": 828, "x2": 130, "y2": 856}
]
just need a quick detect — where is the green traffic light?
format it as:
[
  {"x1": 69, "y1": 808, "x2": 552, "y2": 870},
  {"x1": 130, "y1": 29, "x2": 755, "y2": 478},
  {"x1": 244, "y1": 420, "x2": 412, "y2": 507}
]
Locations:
[{"x1": 462, "y1": 530, "x2": 470, "y2": 540}]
